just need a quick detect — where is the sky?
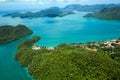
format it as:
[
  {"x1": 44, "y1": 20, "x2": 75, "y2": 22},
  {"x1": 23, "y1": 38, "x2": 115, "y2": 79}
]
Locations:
[{"x1": 0, "y1": 0, "x2": 120, "y2": 11}]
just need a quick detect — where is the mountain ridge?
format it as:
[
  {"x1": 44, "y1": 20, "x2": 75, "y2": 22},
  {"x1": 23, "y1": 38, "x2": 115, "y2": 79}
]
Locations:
[{"x1": 3, "y1": 3, "x2": 120, "y2": 19}]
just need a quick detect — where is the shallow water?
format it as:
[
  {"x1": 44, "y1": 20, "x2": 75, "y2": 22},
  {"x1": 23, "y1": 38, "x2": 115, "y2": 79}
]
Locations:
[{"x1": 0, "y1": 12, "x2": 120, "y2": 80}]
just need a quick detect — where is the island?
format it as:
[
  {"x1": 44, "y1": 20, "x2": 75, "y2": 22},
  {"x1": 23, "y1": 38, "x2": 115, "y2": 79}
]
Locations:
[
  {"x1": 63, "y1": 4, "x2": 119, "y2": 12},
  {"x1": 15, "y1": 36, "x2": 120, "y2": 80},
  {"x1": 0, "y1": 24, "x2": 33, "y2": 44},
  {"x1": 84, "y1": 6, "x2": 120, "y2": 20},
  {"x1": 3, "y1": 3, "x2": 120, "y2": 19},
  {"x1": 3, "y1": 7, "x2": 74, "y2": 18}
]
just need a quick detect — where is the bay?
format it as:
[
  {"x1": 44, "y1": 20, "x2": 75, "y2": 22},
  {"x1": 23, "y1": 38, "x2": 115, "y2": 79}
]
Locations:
[{"x1": 0, "y1": 12, "x2": 120, "y2": 80}]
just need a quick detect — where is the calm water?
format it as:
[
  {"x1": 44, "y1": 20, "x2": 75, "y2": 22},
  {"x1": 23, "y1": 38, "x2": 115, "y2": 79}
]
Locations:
[{"x1": 0, "y1": 12, "x2": 120, "y2": 80}]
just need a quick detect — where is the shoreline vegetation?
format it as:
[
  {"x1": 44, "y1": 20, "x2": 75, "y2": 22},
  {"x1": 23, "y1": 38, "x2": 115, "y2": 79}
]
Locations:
[
  {"x1": 15, "y1": 36, "x2": 120, "y2": 80},
  {"x1": 0, "y1": 24, "x2": 33, "y2": 44}
]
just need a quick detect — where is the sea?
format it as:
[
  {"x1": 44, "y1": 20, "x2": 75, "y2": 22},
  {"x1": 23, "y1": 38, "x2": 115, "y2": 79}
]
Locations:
[{"x1": 0, "y1": 12, "x2": 120, "y2": 80}]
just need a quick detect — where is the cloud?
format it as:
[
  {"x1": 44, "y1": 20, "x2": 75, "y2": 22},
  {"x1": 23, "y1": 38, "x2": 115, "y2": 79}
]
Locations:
[
  {"x1": 0, "y1": 0, "x2": 6, "y2": 2},
  {"x1": 0, "y1": 0, "x2": 77, "y2": 2},
  {"x1": 0, "y1": 0, "x2": 86, "y2": 5},
  {"x1": 0, "y1": 0, "x2": 120, "y2": 6}
]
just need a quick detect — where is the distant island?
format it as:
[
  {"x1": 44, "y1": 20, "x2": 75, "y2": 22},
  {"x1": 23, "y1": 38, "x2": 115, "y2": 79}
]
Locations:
[
  {"x1": 0, "y1": 24, "x2": 33, "y2": 44},
  {"x1": 3, "y1": 3, "x2": 120, "y2": 19},
  {"x1": 3, "y1": 7, "x2": 74, "y2": 18},
  {"x1": 84, "y1": 6, "x2": 120, "y2": 20},
  {"x1": 63, "y1": 4, "x2": 120, "y2": 12},
  {"x1": 15, "y1": 36, "x2": 120, "y2": 80}
]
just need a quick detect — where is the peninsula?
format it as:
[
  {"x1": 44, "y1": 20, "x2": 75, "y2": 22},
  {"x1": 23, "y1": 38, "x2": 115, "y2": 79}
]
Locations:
[
  {"x1": 15, "y1": 36, "x2": 120, "y2": 80},
  {"x1": 0, "y1": 24, "x2": 33, "y2": 44}
]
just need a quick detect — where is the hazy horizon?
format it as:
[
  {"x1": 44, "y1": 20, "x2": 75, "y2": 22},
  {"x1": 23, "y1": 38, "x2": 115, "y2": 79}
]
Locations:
[{"x1": 0, "y1": 0, "x2": 120, "y2": 11}]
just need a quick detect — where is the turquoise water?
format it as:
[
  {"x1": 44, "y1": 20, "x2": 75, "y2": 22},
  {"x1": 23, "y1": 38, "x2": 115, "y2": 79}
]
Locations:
[{"x1": 0, "y1": 12, "x2": 120, "y2": 80}]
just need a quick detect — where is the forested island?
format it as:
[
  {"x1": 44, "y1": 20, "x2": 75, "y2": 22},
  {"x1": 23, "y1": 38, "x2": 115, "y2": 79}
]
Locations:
[
  {"x1": 84, "y1": 6, "x2": 120, "y2": 20},
  {"x1": 3, "y1": 7, "x2": 74, "y2": 18},
  {"x1": 15, "y1": 36, "x2": 120, "y2": 80},
  {"x1": 0, "y1": 24, "x2": 33, "y2": 44}
]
